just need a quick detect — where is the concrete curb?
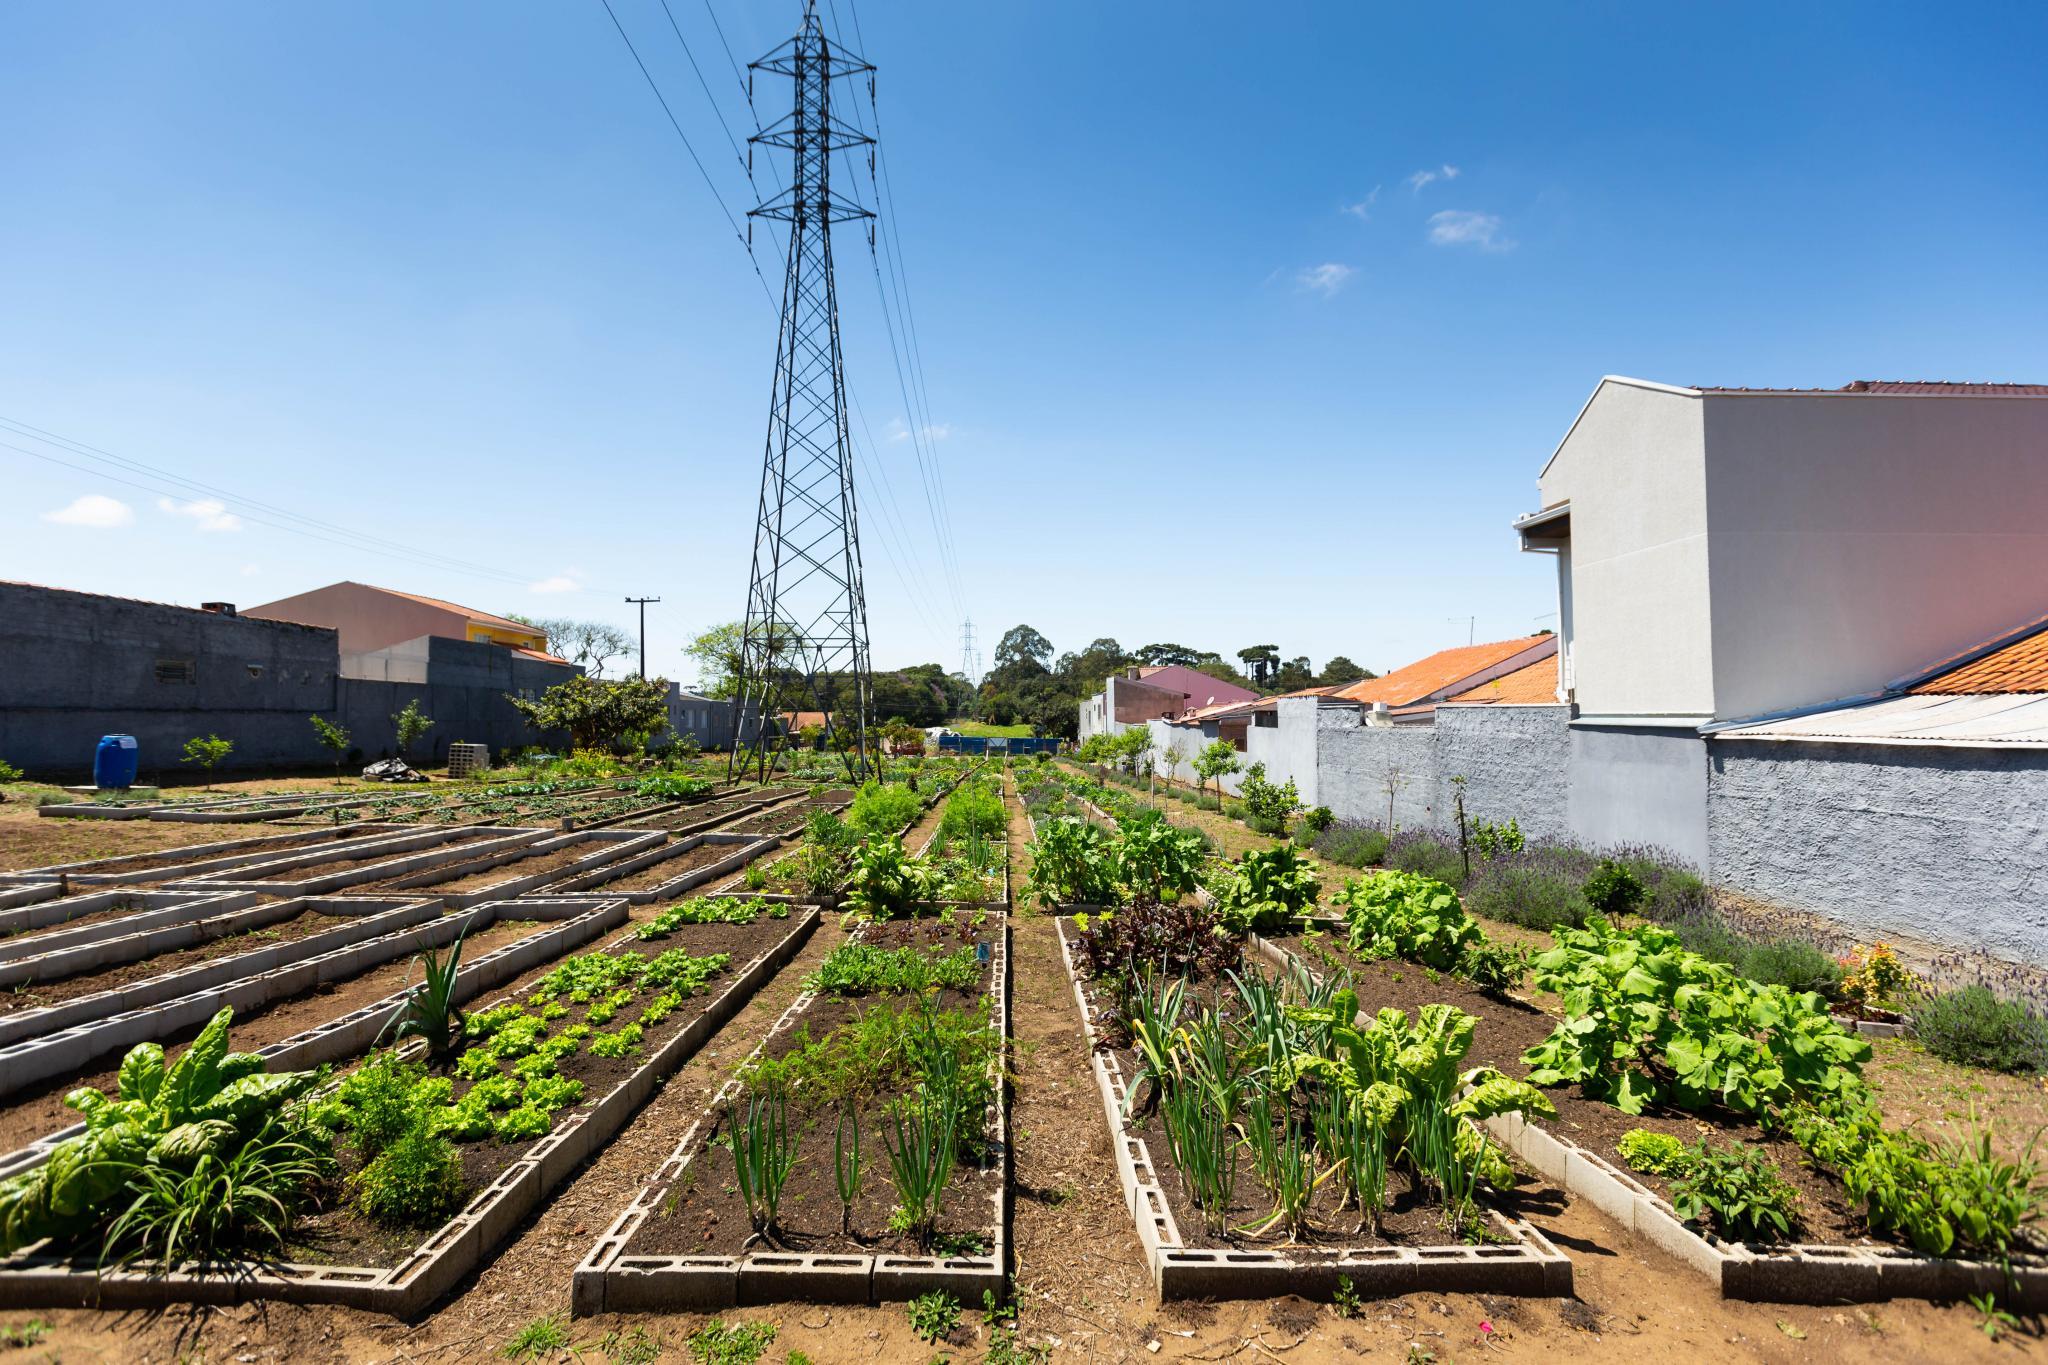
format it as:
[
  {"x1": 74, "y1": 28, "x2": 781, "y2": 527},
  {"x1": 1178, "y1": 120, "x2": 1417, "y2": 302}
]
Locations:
[
  {"x1": 381, "y1": 830, "x2": 662, "y2": 907},
  {"x1": 1064, "y1": 918, "x2": 1571, "y2": 1302},
  {"x1": 1248, "y1": 931, "x2": 2048, "y2": 1307},
  {"x1": 0, "y1": 899, "x2": 809, "y2": 1313},
  {"x1": 572, "y1": 916, "x2": 1012, "y2": 1314},
  {"x1": 0, "y1": 897, "x2": 631, "y2": 1183},
  {"x1": 0, "y1": 891, "x2": 277, "y2": 986},
  {"x1": 538, "y1": 833, "x2": 778, "y2": 904}
]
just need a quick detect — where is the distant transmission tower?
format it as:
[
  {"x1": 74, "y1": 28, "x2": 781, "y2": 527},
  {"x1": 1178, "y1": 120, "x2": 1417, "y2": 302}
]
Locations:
[
  {"x1": 730, "y1": 2, "x2": 877, "y2": 783},
  {"x1": 959, "y1": 618, "x2": 981, "y2": 687}
]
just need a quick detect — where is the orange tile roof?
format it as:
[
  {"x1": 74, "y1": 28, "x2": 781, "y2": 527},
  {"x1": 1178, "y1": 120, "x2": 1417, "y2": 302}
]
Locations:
[
  {"x1": 369, "y1": 585, "x2": 541, "y2": 637},
  {"x1": 1443, "y1": 656, "x2": 1559, "y2": 705},
  {"x1": 1336, "y1": 635, "x2": 1556, "y2": 708},
  {"x1": 511, "y1": 646, "x2": 573, "y2": 666},
  {"x1": 1912, "y1": 617, "x2": 2048, "y2": 695}
]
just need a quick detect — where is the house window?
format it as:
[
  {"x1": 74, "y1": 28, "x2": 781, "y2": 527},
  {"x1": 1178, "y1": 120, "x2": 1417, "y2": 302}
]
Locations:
[
  {"x1": 154, "y1": 659, "x2": 196, "y2": 685},
  {"x1": 1253, "y1": 711, "x2": 1277, "y2": 728}
]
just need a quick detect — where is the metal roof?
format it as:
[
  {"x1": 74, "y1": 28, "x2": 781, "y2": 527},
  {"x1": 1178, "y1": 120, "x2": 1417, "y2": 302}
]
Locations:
[{"x1": 1714, "y1": 692, "x2": 2048, "y2": 748}]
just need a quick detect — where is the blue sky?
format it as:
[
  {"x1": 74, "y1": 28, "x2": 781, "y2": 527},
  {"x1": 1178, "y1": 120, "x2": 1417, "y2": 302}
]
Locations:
[{"x1": 5, "y1": 2, "x2": 2046, "y2": 685}]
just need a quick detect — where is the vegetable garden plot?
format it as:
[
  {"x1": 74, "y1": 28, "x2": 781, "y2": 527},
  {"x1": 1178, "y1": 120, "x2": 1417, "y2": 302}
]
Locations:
[
  {"x1": 0, "y1": 895, "x2": 796, "y2": 1313},
  {"x1": 0, "y1": 825, "x2": 414, "y2": 887},
  {"x1": 0, "y1": 897, "x2": 627, "y2": 1177},
  {"x1": 539, "y1": 832, "x2": 780, "y2": 903},
  {"x1": 0, "y1": 890, "x2": 281, "y2": 989},
  {"x1": 373, "y1": 830, "x2": 663, "y2": 907},
  {"x1": 0, "y1": 887, "x2": 257, "y2": 948},
  {"x1": 176, "y1": 827, "x2": 547, "y2": 897},
  {"x1": 1249, "y1": 919, "x2": 2048, "y2": 1307},
  {"x1": 1053, "y1": 916, "x2": 1569, "y2": 1303},
  {"x1": 573, "y1": 909, "x2": 1011, "y2": 1313}
]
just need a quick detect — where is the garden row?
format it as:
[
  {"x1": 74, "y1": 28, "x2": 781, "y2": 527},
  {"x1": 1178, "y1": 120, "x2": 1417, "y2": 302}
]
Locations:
[{"x1": 0, "y1": 759, "x2": 1020, "y2": 1315}]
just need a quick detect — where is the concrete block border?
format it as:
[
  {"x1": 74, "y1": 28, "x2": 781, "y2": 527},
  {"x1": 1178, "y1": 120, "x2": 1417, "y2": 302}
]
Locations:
[
  {"x1": 572, "y1": 917, "x2": 1012, "y2": 1314},
  {"x1": 539, "y1": 832, "x2": 778, "y2": 903},
  {"x1": 1061, "y1": 918, "x2": 1571, "y2": 1302},
  {"x1": 0, "y1": 887, "x2": 257, "y2": 947},
  {"x1": 178, "y1": 826, "x2": 549, "y2": 898},
  {"x1": 381, "y1": 829, "x2": 664, "y2": 908},
  {"x1": 1246, "y1": 932, "x2": 2048, "y2": 1308},
  {"x1": 0, "y1": 891, "x2": 278, "y2": 987},
  {"x1": 0, "y1": 896, "x2": 631, "y2": 1182},
  {"x1": 2, "y1": 825, "x2": 410, "y2": 886},
  {"x1": 0, "y1": 902, "x2": 814, "y2": 1313}
]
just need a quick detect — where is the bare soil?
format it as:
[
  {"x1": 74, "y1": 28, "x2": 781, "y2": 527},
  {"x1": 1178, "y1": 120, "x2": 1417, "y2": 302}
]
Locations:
[
  {"x1": 0, "y1": 905, "x2": 378, "y2": 1013},
  {"x1": 580, "y1": 839, "x2": 741, "y2": 892},
  {"x1": 625, "y1": 912, "x2": 996, "y2": 1260},
  {"x1": 246, "y1": 833, "x2": 503, "y2": 885},
  {"x1": 402, "y1": 840, "x2": 616, "y2": 894}
]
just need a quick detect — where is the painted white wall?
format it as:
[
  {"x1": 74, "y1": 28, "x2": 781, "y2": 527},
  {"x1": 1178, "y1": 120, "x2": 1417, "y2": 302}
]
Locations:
[
  {"x1": 1538, "y1": 379, "x2": 1715, "y2": 718},
  {"x1": 1702, "y1": 393, "x2": 2048, "y2": 719}
]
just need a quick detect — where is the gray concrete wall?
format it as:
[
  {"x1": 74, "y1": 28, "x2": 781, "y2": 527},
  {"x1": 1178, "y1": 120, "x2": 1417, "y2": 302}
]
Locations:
[
  {"x1": 1436, "y1": 704, "x2": 1574, "y2": 843},
  {"x1": 0, "y1": 584, "x2": 581, "y2": 777},
  {"x1": 1246, "y1": 698, "x2": 1324, "y2": 807},
  {"x1": 1567, "y1": 725, "x2": 1709, "y2": 866},
  {"x1": 1315, "y1": 716, "x2": 1443, "y2": 830},
  {"x1": 1708, "y1": 739, "x2": 2048, "y2": 964}
]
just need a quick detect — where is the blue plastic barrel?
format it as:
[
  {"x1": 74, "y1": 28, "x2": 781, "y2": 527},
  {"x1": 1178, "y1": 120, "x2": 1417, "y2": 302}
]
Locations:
[{"x1": 94, "y1": 735, "x2": 139, "y2": 790}]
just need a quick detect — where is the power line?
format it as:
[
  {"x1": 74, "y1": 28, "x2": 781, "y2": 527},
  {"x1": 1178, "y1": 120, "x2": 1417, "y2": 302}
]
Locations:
[
  {"x1": 0, "y1": 420, "x2": 555, "y2": 591},
  {"x1": 654, "y1": 0, "x2": 751, "y2": 178}
]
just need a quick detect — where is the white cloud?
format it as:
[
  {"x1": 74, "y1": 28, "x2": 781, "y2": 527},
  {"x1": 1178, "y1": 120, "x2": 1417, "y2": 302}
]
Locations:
[
  {"x1": 529, "y1": 574, "x2": 581, "y2": 594},
  {"x1": 1426, "y1": 209, "x2": 1513, "y2": 251},
  {"x1": 1407, "y1": 164, "x2": 1461, "y2": 192},
  {"x1": 885, "y1": 418, "x2": 952, "y2": 444},
  {"x1": 156, "y1": 496, "x2": 242, "y2": 532},
  {"x1": 238, "y1": 563, "x2": 262, "y2": 578},
  {"x1": 1342, "y1": 186, "x2": 1381, "y2": 220},
  {"x1": 41, "y1": 493, "x2": 134, "y2": 528},
  {"x1": 1296, "y1": 263, "x2": 1357, "y2": 296},
  {"x1": 919, "y1": 422, "x2": 952, "y2": 442}
]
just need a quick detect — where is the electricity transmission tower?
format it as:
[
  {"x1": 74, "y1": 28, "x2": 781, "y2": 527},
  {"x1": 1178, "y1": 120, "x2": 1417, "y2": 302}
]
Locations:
[
  {"x1": 959, "y1": 618, "x2": 981, "y2": 687},
  {"x1": 730, "y1": 2, "x2": 877, "y2": 783}
]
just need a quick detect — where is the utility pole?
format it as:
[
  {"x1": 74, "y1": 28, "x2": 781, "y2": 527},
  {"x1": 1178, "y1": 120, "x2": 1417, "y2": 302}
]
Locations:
[
  {"x1": 625, "y1": 596, "x2": 661, "y2": 678},
  {"x1": 959, "y1": 617, "x2": 980, "y2": 687},
  {"x1": 1447, "y1": 615, "x2": 1475, "y2": 646},
  {"x1": 730, "y1": 1, "x2": 877, "y2": 784}
]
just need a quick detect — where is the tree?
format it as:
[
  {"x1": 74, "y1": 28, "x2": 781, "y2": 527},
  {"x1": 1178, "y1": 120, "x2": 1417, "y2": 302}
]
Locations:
[
  {"x1": 1317, "y1": 655, "x2": 1372, "y2": 687},
  {"x1": 1270, "y1": 656, "x2": 1315, "y2": 693},
  {"x1": 1192, "y1": 738, "x2": 1242, "y2": 800},
  {"x1": 507, "y1": 675, "x2": 673, "y2": 752},
  {"x1": 181, "y1": 734, "x2": 233, "y2": 790},
  {"x1": 1134, "y1": 643, "x2": 1202, "y2": 668},
  {"x1": 1163, "y1": 735, "x2": 1190, "y2": 789},
  {"x1": 513, "y1": 616, "x2": 636, "y2": 679},
  {"x1": 309, "y1": 715, "x2": 351, "y2": 783},
  {"x1": 392, "y1": 699, "x2": 434, "y2": 760},
  {"x1": 1237, "y1": 645, "x2": 1280, "y2": 687},
  {"x1": 993, "y1": 624, "x2": 1054, "y2": 675},
  {"x1": 1119, "y1": 726, "x2": 1157, "y2": 790},
  {"x1": 682, "y1": 621, "x2": 746, "y2": 699}
]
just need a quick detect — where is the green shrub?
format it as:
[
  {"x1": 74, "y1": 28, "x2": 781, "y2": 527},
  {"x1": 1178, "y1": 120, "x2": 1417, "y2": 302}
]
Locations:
[
  {"x1": 1463, "y1": 849, "x2": 1592, "y2": 932},
  {"x1": 0, "y1": 759, "x2": 22, "y2": 783},
  {"x1": 1196, "y1": 794, "x2": 1221, "y2": 811},
  {"x1": 1736, "y1": 940, "x2": 1844, "y2": 998},
  {"x1": 1615, "y1": 1129, "x2": 1688, "y2": 1176},
  {"x1": 1668, "y1": 1138, "x2": 1800, "y2": 1241},
  {"x1": 1221, "y1": 799, "x2": 1248, "y2": 822},
  {"x1": 335, "y1": 1052, "x2": 432, "y2": 1158},
  {"x1": 1296, "y1": 806, "x2": 1334, "y2": 840},
  {"x1": 847, "y1": 781, "x2": 922, "y2": 837},
  {"x1": 1333, "y1": 871, "x2": 1476, "y2": 971},
  {"x1": 1916, "y1": 986, "x2": 2048, "y2": 1074},
  {"x1": 1213, "y1": 845, "x2": 1320, "y2": 934},
  {"x1": 355, "y1": 1127, "x2": 465, "y2": 1226},
  {"x1": 1581, "y1": 858, "x2": 1646, "y2": 917}
]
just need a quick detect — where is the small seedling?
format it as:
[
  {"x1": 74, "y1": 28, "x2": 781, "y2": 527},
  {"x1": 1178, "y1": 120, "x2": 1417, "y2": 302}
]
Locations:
[
  {"x1": 596, "y1": 1326, "x2": 661, "y2": 1365},
  {"x1": 1332, "y1": 1275, "x2": 1361, "y2": 1319},
  {"x1": 907, "y1": 1290, "x2": 961, "y2": 1345},
  {"x1": 1971, "y1": 1291, "x2": 2020, "y2": 1341},
  {"x1": 0, "y1": 1319, "x2": 50, "y2": 1348},
  {"x1": 685, "y1": 1318, "x2": 778, "y2": 1365}
]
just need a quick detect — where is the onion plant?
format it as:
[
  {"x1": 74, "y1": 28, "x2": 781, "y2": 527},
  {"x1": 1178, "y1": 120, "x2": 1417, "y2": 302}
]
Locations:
[
  {"x1": 834, "y1": 1106, "x2": 863, "y2": 1236},
  {"x1": 1242, "y1": 1114, "x2": 1316, "y2": 1243},
  {"x1": 1123, "y1": 973, "x2": 1187, "y2": 1118},
  {"x1": 882, "y1": 1052, "x2": 960, "y2": 1253},
  {"x1": 727, "y1": 1080, "x2": 797, "y2": 1249}
]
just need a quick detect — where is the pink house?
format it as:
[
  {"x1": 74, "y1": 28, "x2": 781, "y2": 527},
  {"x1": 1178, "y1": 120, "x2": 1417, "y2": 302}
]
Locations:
[{"x1": 1129, "y1": 665, "x2": 1259, "y2": 714}]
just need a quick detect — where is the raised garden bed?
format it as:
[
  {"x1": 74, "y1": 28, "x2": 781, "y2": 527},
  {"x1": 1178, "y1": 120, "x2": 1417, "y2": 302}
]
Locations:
[
  {"x1": 376, "y1": 830, "x2": 663, "y2": 907},
  {"x1": 0, "y1": 887, "x2": 257, "y2": 948},
  {"x1": 0, "y1": 896, "x2": 793, "y2": 1312},
  {"x1": 1248, "y1": 927, "x2": 2048, "y2": 1307},
  {"x1": 1056, "y1": 918, "x2": 1569, "y2": 1302},
  {"x1": 0, "y1": 889, "x2": 286, "y2": 989},
  {"x1": 176, "y1": 827, "x2": 546, "y2": 897},
  {"x1": 573, "y1": 909, "x2": 1011, "y2": 1313},
  {"x1": 541, "y1": 833, "x2": 780, "y2": 903},
  {"x1": 0, "y1": 825, "x2": 416, "y2": 887}
]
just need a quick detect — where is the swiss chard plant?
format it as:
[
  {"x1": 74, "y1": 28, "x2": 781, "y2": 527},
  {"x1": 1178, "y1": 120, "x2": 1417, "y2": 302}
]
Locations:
[
  {"x1": 1332, "y1": 871, "x2": 1478, "y2": 971},
  {"x1": 1024, "y1": 815, "x2": 1117, "y2": 907},
  {"x1": 842, "y1": 835, "x2": 938, "y2": 919}
]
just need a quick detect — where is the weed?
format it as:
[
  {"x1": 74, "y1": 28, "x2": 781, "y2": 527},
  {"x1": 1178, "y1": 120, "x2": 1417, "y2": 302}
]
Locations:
[
  {"x1": 685, "y1": 1318, "x2": 778, "y2": 1365},
  {"x1": 1332, "y1": 1275, "x2": 1361, "y2": 1318},
  {"x1": 906, "y1": 1290, "x2": 960, "y2": 1344},
  {"x1": 501, "y1": 1314, "x2": 571, "y2": 1359},
  {"x1": 1970, "y1": 1291, "x2": 2020, "y2": 1340},
  {"x1": 596, "y1": 1325, "x2": 661, "y2": 1364},
  {"x1": 0, "y1": 1320, "x2": 49, "y2": 1348}
]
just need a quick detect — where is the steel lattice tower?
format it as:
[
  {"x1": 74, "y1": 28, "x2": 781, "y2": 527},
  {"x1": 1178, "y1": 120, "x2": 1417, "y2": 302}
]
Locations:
[{"x1": 730, "y1": 2, "x2": 876, "y2": 783}]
